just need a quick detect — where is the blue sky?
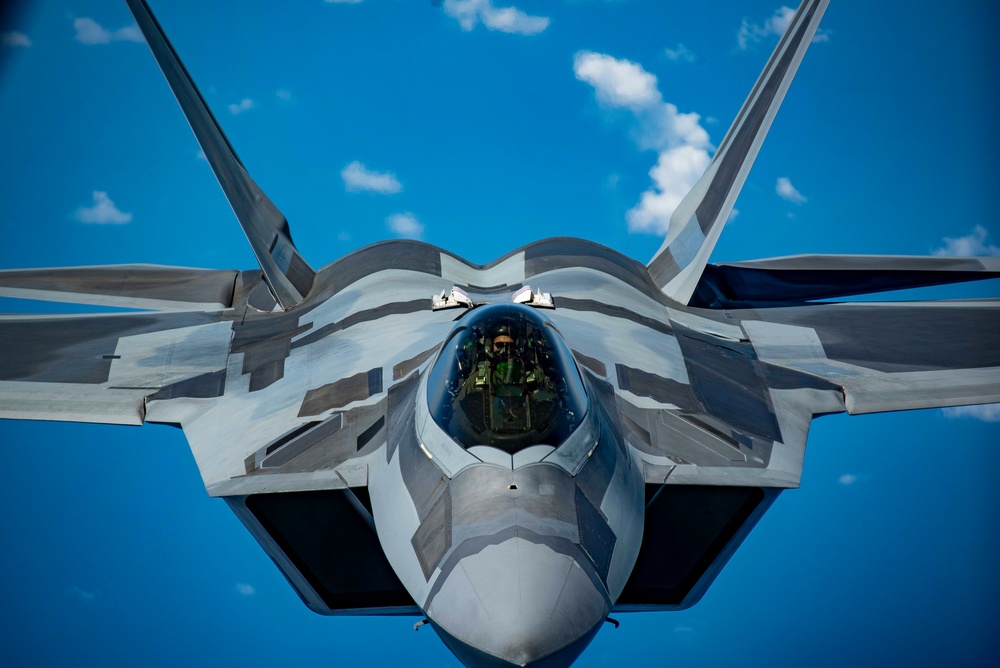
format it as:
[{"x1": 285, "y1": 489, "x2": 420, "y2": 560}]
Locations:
[{"x1": 1, "y1": 1, "x2": 998, "y2": 666}]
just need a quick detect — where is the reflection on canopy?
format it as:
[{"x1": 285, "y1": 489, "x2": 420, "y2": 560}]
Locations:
[{"x1": 427, "y1": 305, "x2": 588, "y2": 454}]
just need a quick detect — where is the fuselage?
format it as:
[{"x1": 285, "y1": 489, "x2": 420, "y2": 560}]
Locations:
[{"x1": 368, "y1": 303, "x2": 645, "y2": 667}]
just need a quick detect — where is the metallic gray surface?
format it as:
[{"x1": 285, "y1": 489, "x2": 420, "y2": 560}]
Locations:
[{"x1": 1, "y1": 1, "x2": 998, "y2": 666}]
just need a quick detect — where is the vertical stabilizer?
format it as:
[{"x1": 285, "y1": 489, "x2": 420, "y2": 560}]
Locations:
[
  {"x1": 647, "y1": 0, "x2": 830, "y2": 304},
  {"x1": 125, "y1": 0, "x2": 315, "y2": 310}
]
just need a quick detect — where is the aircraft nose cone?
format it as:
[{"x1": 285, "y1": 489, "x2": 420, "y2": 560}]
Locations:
[{"x1": 426, "y1": 537, "x2": 609, "y2": 667}]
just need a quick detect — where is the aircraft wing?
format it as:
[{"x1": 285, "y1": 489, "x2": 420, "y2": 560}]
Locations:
[
  {"x1": 742, "y1": 299, "x2": 1000, "y2": 415},
  {"x1": 0, "y1": 308, "x2": 234, "y2": 425}
]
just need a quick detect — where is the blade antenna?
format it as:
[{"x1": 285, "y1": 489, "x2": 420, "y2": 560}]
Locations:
[
  {"x1": 124, "y1": 0, "x2": 315, "y2": 310},
  {"x1": 647, "y1": 0, "x2": 830, "y2": 305}
]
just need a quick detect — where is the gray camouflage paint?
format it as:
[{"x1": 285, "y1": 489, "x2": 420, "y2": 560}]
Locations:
[{"x1": 2, "y1": 0, "x2": 1000, "y2": 666}]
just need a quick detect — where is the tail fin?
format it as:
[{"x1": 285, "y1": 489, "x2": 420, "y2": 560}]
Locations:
[
  {"x1": 124, "y1": 0, "x2": 315, "y2": 310},
  {"x1": 648, "y1": 0, "x2": 830, "y2": 304}
]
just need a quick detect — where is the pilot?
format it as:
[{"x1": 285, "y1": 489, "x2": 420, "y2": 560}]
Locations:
[{"x1": 492, "y1": 329, "x2": 525, "y2": 390}]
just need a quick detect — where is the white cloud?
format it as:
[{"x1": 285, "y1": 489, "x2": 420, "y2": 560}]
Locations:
[
  {"x1": 942, "y1": 403, "x2": 1000, "y2": 423},
  {"x1": 228, "y1": 98, "x2": 255, "y2": 115},
  {"x1": 627, "y1": 146, "x2": 711, "y2": 234},
  {"x1": 932, "y1": 225, "x2": 1000, "y2": 257},
  {"x1": 341, "y1": 161, "x2": 403, "y2": 194},
  {"x1": 387, "y1": 212, "x2": 424, "y2": 239},
  {"x1": 74, "y1": 18, "x2": 144, "y2": 45},
  {"x1": 664, "y1": 43, "x2": 696, "y2": 63},
  {"x1": 776, "y1": 176, "x2": 807, "y2": 204},
  {"x1": 574, "y1": 51, "x2": 660, "y2": 110},
  {"x1": 2, "y1": 31, "x2": 32, "y2": 47},
  {"x1": 325, "y1": 0, "x2": 363, "y2": 4},
  {"x1": 235, "y1": 583, "x2": 256, "y2": 596},
  {"x1": 75, "y1": 191, "x2": 132, "y2": 224},
  {"x1": 275, "y1": 89, "x2": 292, "y2": 101},
  {"x1": 737, "y1": 6, "x2": 829, "y2": 50},
  {"x1": 443, "y1": 0, "x2": 549, "y2": 36},
  {"x1": 575, "y1": 51, "x2": 712, "y2": 235},
  {"x1": 838, "y1": 473, "x2": 857, "y2": 485}
]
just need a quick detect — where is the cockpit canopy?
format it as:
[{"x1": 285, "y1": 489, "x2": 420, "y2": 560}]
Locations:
[{"x1": 427, "y1": 304, "x2": 588, "y2": 454}]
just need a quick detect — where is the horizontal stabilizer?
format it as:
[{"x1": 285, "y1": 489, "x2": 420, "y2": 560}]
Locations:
[
  {"x1": 648, "y1": 0, "x2": 829, "y2": 304},
  {"x1": 125, "y1": 0, "x2": 314, "y2": 310},
  {"x1": 692, "y1": 254, "x2": 1000, "y2": 307},
  {"x1": 0, "y1": 265, "x2": 238, "y2": 311}
]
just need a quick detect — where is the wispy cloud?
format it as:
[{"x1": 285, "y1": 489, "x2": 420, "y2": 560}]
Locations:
[
  {"x1": 932, "y1": 225, "x2": 1000, "y2": 257},
  {"x1": 74, "y1": 18, "x2": 143, "y2": 45},
  {"x1": 737, "y1": 6, "x2": 829, "y2": 50},
  {"x1": 2, "y1": 31, "x2": 32, "y2": 47},
  {"x1": 387, "y1": 212, "x2": 423, "y2": 239},
  {"x1": 69, "y1": 585, "x2": 97, "y2": 601},
  {"x1": 776, "y1": 177, "x2": 807, "y2": 204},
  {"x1": 838, "y1": 473, "x2": 858, "y2": 485},
  {"x1": 228, "y1": 98, "x2": 255, "y2": 115},
  {"x1": 275, "y1": 89, "x2": 292, "y2": 101},
  {"x1": 341, "y1": 161, "x2": 403, "y2": 194},
  {"x1": 325, "y1": 0, "x2": 363, "y2": 4},
  {"x1": 443, "y1": 0, "x2": 550, "y2": 36},
  {"x1": 75, "y1": 191, "x2": 132, "y2": 224},
  {"x1": 574, "y1": 50, "x2": 712, "y2": 235},
  {"x1": 664, "y1": 44, "x2": 696, "y2": 63},
  {"x1": 942, "y1": 404, "x2": 1000, "y2": 423},
  {"x1": 235, "y1": 583, "x2": 256, "y2": 596}
]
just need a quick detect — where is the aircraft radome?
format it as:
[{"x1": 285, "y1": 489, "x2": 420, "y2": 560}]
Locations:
[{"x1": 1, "y1": 0, "x2": 998, "y2": 666}]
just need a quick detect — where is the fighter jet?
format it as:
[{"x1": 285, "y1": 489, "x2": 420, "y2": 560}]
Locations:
[{"x1": 1, "y1": 0, "x2": 997, "y2": 665}]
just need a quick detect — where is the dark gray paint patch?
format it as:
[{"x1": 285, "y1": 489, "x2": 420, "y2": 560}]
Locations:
[
  {"x1": 411, "y1": 487, "x2": 453, "y2": 581},
  {"x1": 455, "y1": 282, "x2": 524, "y2": 294},
  {"x1": 311, "y1": 241, "x2": 442, "y2": 298},
  {"x1": 575, "y1": 419, "x2": 618, "y2": 511},
  {"x1": 524, "y1": 238, "x2": 660, "y2": 299},
  {"x1": 356, "y1": 415, "x2": 385, "y2": 451},
  {"x1": 572, "y1": 349, "x2": 607, "y2": 377},
  {"x1": 648, "y1": 248, "x2": 680, "y2": 289},
  {"x1": 575, "y1": 485, "x2": 617, "y2": 585},
  {"x1": 299, "y1": 367, "x2": 381, "y2": 417},
  {"x1": 246, "y1": 401, "x2": 387, "y2": 475},
  {"x1": 231, "y1": 313, "x2": 312, "y2": 392},
  {"x1": 616, "y1": 364, "x2": 698, "y2": 411},
  {"x1": 674, "y1": 327, "x2": 782, "y2": 443},
  {"x1": 367, "y1": 367, "x2": 383, "y2": 396},
  {"x1": 557, "y1": 297, "x2": 673, "y2": 337},
  {"x1": 291, "y1": 300, "x2": 428, "y2": 350},
  {"x1": 148, "y1": 369, "x2": 226, "y2": 401},
  {"x1": 393, "y1": 346, "x2": 440, "y2": 381},
  {"x1": 393, "y1": 372, "x2": 447, "y2": 518},
  {"x1": 263, "y1": 417, "x2": 343, "y2": 468}
]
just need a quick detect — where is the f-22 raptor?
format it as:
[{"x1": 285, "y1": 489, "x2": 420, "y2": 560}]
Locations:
[{"x1": 1, "y1": 0, "x2": 998, "y2": 666}]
